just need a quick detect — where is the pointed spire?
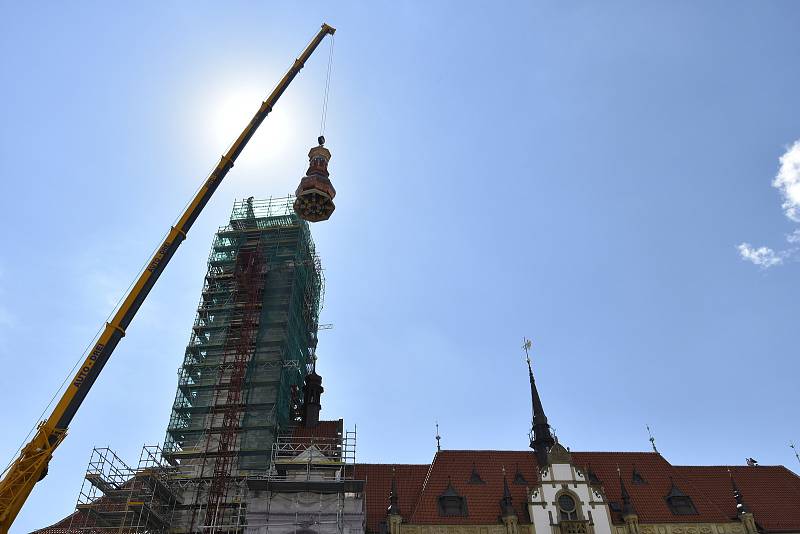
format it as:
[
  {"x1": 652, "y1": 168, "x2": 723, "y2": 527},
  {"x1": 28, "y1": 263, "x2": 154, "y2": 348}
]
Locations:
[
  {"x1": 500, "y1": 466, "x2": 515, "y2": 517},
  {"x1": 435, "y1": 422, "x2": 441, "y2": 452},
  {"x1": 524, "y1": 338, "x2": 555, "y2": 466},
  {"x1": 388, "y1": 466, "x2": 400, "y2": 516},
  {"x1": 729, "y1": 469, "x2": 749, "y2": 515},
  {"x1": 618, "y1": 466, "x2": 636, "y2": 516}
]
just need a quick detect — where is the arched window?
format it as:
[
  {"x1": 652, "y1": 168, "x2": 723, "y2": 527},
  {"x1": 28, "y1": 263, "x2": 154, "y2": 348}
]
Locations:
[{"x1": 558, "y1": 493, "x2": 578, "y2": 520}]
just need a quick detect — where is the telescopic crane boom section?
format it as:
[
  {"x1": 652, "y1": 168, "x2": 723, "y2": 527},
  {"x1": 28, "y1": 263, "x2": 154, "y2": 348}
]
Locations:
[{"x1": 0, "y1": 23, "x2": 336, "y2": 533}]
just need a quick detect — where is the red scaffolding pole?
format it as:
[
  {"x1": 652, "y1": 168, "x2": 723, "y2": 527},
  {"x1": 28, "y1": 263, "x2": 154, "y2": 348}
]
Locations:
[{"x1": 202, "y1": 236, "x2": 265, "y2": 529}]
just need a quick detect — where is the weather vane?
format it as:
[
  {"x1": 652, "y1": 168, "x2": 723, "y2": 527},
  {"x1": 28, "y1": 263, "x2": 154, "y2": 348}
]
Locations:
[
  {"x1": 647, "y1": 424, "x2": 659, "y2": 453},
  {"x1": 522, "y1": 337, "x2": 533, "y2": 366}
]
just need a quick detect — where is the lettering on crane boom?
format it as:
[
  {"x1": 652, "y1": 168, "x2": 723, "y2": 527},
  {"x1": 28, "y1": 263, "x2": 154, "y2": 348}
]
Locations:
[
  {"x1": 205, "y1": 173, "x2": 220, "y2": 189},
  {"x1": 72, "y1": 343, "x2": 106, "y2": 389},
  {"x1": 147, "y1": 241, "x2": 172, "y2": 273}
]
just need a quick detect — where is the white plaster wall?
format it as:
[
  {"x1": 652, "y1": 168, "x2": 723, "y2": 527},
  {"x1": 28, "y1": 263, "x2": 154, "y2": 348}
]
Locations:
[
  {"x1": 245, "y1": 490, "x2": 364, "y2": 534},
  {"x1": 528, "y1": 463, "x2": 613, "y2": 534}
]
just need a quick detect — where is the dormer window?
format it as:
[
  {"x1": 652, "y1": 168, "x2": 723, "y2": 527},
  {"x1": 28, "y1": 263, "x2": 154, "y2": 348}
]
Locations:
[
  {"x1": 665, "y1": 481, "x2": 697, "y2": 515},
  {"x1": 632, "y1": 468, "x2": 646, "y2": 485},
  {"x1": 468, "y1": 464, "x2": 485, "y2": 484},
  {"x1": 667, "y1": 495, "x2": 697, "y2": 515},
  {"x1": 558, "y1": 494, "x2": 578, "y2": 520},
  {"x1": 438, "y1": 480, "x2": 468, "y2": 517},
  {"x1": 513, "y1": 466, "x2": 528, "y2": 485}
]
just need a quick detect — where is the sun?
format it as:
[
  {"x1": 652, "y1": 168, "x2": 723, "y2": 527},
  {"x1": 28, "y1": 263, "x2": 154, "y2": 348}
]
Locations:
[{"x1": 210, "y1": 85, "x2": 298, "y2": 167}]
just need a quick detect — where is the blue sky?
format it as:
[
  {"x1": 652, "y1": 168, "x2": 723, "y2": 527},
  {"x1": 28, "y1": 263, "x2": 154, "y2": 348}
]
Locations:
[{"x1": 1, "y1": 2, "x2": 799, "y2": 531}]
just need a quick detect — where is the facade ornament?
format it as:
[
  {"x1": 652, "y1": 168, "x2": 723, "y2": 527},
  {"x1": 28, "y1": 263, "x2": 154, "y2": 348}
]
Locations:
[
  {"x1": 387, "y1": 466, "x2": 402, "y2": 534},
  {"x1": 616, "y1": 466, "x2": 639, "y2": 534},
  {"x1": 730, "y1": 470, "x2": 758, "y2": 534},
  {"x1": 500, "y1": 468, "x2": 519, "y2": 534},
  {"x1": 548, "y1": 442, "x2": 572, "y2": 464},
  {"x1": 585, "y1": 464, "x2": 602, "y2": 486}
]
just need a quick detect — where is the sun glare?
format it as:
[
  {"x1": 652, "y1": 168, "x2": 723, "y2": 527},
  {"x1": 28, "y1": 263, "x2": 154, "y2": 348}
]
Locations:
[{"x1": 210, "y1": 86, "x2": 299, "y2": 167}]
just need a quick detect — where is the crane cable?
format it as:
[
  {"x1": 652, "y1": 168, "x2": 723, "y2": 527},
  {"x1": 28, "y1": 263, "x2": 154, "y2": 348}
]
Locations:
[{"x1": 319, "y1": 34, "x2": 335, "y2": 138}]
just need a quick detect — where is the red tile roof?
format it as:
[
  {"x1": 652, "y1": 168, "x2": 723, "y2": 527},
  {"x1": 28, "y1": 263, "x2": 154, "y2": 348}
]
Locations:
[
  {"x1": 31, "y1": 511, "x2": 80, "y2": 533},
  {"x1": 288, "y1": 418, "x2": 344, "y2": 441},
  {"x1": 358, "y1": 451, "x2": 800, "y2": 533},
  {"x1": 351, "y1": 464, "x2": 430, "y2": 533},
  {"x1": 572, "y1": 452, "x2": 730, "y2": 524},
  {"x1": 675, "y1": 465, "x2": 800, "y2": 533},
  {"x1": 407, "y1": 450, "x2": 539, "y2": 525}
]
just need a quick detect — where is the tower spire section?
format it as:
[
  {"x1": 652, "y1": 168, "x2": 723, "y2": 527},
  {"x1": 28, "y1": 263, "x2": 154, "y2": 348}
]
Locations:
[{"x1": 524, "y1": 338, "x2": 555, "y2": 466}]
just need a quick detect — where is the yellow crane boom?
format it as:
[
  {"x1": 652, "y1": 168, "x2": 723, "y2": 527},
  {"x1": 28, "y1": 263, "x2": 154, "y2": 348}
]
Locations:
[{"x1": 0, "y1": 23, "x2": 335, "y2": 533}]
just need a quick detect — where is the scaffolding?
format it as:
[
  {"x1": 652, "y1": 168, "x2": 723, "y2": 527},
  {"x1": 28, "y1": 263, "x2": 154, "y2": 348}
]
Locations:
[
  {"x1": 271, "y1": 428, "x2": 357, "y2": 467},
  {"x1": 162, "y1": 197, "x2": 324, "y2": 532},
  {"x1": 244, "y1": 426, "x2": 363, "y2": 534},
  {"x1": 67, "y1": 446, "x2": 181, "y2": 533}
]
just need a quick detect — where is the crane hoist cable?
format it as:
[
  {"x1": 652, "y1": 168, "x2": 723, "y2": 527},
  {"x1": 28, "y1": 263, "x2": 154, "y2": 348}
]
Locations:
[{"x1": 319, "y1": 33, "x2": 335, "y2": 138}]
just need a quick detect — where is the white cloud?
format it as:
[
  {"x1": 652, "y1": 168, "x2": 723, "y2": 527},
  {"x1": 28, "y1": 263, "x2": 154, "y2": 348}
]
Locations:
[
  {"x1": 773, "y1": 140, "x2": 800, "y2": 222},
  {"x1": 737, "y1": 140, "x2": 800, "y2": 268},
  {"x1": 737, "y1": 243, "x2": 783, "y2": 268}
]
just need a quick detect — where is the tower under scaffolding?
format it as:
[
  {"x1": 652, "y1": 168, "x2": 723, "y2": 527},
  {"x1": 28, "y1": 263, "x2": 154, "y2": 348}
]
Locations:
[
  {"x1": 166, "y1": 196, "x2": 325, "y2": 532},
  {"x1": 36, "y1": 197, "x2": 366, "y2": 534}
]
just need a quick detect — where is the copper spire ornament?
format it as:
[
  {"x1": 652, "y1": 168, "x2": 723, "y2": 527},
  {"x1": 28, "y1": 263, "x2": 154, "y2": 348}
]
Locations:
[{"x1": 294, "y1": 136, "x2": 336, "y2": 222}]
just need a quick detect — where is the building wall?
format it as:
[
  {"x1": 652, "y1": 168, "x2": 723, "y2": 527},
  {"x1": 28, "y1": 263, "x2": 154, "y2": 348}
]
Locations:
[
  {"x1": 528, "y1": 461, "x2": 613, "y2": 534},
  {"x1": 246, "y1": 490, "x2": 365, "y2": 534},
  {"x1": 400, "y1": 525, "x2": 535, "y2": 534}
]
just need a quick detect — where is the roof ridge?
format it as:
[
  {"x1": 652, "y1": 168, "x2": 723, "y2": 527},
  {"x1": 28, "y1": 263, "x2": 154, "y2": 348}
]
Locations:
[
  {"x1": 573, "y1": 451, "x2": 662, "y2": 455},
  {"x1": 675, "y1": 464, "x2": 790, "y2": 469},
  {"x1": 409, "y1": 451, "x2": 441, "y2": 521},
  {"x1": 355, "y1": 463, "x2": 431, "y2": 467},
  {"x1": 435, "y1": 449, "x2": 538, "y2": 453},
  {"x1": 432, "y1": 449, "x2": 662, "y2": 454}
]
